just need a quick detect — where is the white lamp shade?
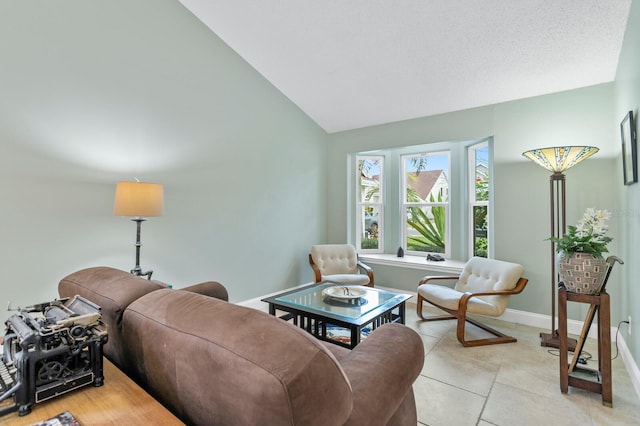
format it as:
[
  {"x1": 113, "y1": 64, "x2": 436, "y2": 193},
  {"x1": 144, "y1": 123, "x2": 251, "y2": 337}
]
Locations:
[
  {"x1": 522, "y1": 146, "x2": 599, "y2": 173},
  {"x1": 113, "y1": 181, "x2": 164, "y2": 217}
]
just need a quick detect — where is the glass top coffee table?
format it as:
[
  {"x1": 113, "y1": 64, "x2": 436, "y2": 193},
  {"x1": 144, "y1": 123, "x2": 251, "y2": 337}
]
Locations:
[{"x1": 261, "y1": 282, "x2": 412, "y2": 349}]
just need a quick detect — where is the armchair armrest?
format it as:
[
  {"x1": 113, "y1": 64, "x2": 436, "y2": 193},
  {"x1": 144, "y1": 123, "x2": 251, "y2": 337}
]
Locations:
[
  {"x1": 418, "y1": 275, "x2": 460, "y2": 285},
  {"x1": 339, "y1": 323, "x2": 424, "y2": 425},
  {"x1": 356, "y1": 259, "x2": 374, "y2": 287},
  {"x1": 308, "y1": 253, "x2": 322, "y2": 283},
  {"x1": 458, "y1": 277, "x2": 528, "y2": 313},
  {"x1": 181, "y1": 281, "x2": 229, "y2": 302}
]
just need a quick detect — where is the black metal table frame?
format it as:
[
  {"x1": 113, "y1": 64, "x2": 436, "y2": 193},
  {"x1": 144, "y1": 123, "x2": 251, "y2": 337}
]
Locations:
[{"x1": 262, "y1": 285, "x2": 409, "y2": 349}]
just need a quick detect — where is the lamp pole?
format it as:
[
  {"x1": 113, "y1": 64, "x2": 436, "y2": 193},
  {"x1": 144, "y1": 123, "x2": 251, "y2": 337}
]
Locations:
[
  {"x1": 130, "y1": 217, "x2": 153, "y2": 279},
  {"x1": 539, "y1": 172, "x2": 575, "y2": 349}
]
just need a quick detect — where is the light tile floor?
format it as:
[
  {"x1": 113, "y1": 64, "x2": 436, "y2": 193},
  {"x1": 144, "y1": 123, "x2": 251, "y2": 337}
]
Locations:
[
  {"x1": 404, "y1": 304, "x2": 640, "y2": 426},
  {"x1": 242, "y1": 296, "x2": 640, "y2": 425}
]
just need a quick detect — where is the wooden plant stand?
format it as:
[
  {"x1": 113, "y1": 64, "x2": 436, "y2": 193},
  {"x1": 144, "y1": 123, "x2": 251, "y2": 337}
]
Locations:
[
  {"x1": 558, "y1": 288, "x2": 612, "y2": 406},
  {"x1": 558, "y1": 256, "x2": 621, "y2": 407}
]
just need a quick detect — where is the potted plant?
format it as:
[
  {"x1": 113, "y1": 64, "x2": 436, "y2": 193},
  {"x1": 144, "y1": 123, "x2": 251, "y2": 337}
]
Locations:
[{"x1": 549, "y1": 208, "x2": 613, "y2": 294}]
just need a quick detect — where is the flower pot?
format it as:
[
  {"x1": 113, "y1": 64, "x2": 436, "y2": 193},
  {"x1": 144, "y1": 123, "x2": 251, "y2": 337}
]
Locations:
[{"x1": 558, "y1": 252, "x2": 606, "y2": 294}]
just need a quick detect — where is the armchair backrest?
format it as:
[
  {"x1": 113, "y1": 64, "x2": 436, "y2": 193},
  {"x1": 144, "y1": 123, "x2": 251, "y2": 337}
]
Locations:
[
  {"x1": 455, "y1": 257, "x2": 524, "y2": 313},
  {"x1": 310, "y1": 244, "x2": 359, "y2": 275}
]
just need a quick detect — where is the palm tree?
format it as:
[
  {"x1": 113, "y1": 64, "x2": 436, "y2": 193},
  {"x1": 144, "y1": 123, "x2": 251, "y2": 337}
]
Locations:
[{"x1": 406, "y1": 192, "x2": 445, "y2": 252}]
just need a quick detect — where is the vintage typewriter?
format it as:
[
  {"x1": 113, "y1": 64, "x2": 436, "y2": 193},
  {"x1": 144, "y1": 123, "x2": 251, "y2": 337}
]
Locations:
[{"x1": 0, "y1": 296, "x2": 108, "y2": 417}]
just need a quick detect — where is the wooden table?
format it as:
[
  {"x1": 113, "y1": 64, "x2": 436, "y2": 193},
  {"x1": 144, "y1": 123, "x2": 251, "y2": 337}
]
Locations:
[{"x1": 2, "y1": 359, "x2": 184, "y2": 425}]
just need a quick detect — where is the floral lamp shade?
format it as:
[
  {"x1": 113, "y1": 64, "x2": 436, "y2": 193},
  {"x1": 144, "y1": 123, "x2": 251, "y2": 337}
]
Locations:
[{"x1": 522, "y1": 146, "x2": 599, "y2": 173}]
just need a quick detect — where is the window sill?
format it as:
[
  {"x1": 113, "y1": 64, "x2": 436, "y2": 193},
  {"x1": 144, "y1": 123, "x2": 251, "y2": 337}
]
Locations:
[{"x1": 359, "y1": 254, "x2": 466, "y2": 274}]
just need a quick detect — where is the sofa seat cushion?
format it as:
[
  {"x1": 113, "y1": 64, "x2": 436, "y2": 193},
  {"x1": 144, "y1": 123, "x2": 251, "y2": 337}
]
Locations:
[{"x1": 122, "y1": 289, "x2": 354, "y2": 426}]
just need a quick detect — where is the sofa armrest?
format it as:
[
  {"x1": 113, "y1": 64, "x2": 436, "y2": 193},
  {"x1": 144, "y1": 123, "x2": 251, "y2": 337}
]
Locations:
[
  {"x1": 181, "y1": 281, "x2": 229, "y2": 301},
  {"x1": 58, "y1": 266, "x2": 166, "y2": 371},
  {"x1": 340, "y1": 323, "x2": 424, "y2": 425}
]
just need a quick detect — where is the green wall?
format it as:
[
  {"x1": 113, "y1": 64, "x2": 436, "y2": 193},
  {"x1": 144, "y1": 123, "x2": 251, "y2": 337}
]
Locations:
[
  {"x1": 328, "y1": 85, "x2": 619, "y2": 325},
  {"x1": 327, "y1": 3, "x2": 640, "y2": 367},
  {"x1": 0, "y1": 0, "x2": 637, "y2": 369},
  {"x1": 614, "y1": 0, "x2": 640, "y2": 370},
  {"x1": 0, "y1": 0, "x2": 328, "y2": 317}
]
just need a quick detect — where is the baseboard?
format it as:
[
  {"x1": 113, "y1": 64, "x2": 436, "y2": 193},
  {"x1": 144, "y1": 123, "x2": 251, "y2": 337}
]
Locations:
[
  {"x1": 384, "y1": 286, "x2": 617, "y2": 341},
  {"x1": 386, "y1": 287, "x2": 595, "y2": 337},
  {"x1": 499, "y1": 308, "x2": 589, "y2": 338},
  {"x1": 616, "y1": 333, "x2": 640, "y2": 401}
]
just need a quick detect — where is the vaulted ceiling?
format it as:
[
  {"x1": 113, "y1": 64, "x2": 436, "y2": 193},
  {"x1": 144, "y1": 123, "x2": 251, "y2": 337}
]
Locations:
[{"x1": 179, "y1": 0, "x2": 632, "y2": 133}]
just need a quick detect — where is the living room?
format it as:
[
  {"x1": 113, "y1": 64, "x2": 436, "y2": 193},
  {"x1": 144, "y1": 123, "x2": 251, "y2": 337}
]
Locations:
[{"x1": 0, "y1": 1, "x2": 639, "y2": 424}]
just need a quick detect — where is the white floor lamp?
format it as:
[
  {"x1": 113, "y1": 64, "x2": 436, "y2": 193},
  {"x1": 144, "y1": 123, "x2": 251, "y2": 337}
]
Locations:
[{"x1": 522, "y1": 146, "x2": 599, "y2": 349}]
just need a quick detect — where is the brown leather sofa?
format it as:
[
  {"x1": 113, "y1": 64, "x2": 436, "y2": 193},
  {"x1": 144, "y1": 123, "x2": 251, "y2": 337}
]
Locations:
[{"x1": 58, "y1": 267, "x2": 424, "y2": 425}]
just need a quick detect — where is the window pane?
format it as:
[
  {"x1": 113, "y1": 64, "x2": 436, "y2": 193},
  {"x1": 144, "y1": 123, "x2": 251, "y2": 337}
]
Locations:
[
  {"x1": 356, "y1": 155, "x2": 383, "y2": 253},
  {"x1": 474, "y1": 146, "x2": 489, "y2": 202},
  {"x1": 470, "y1": 142, "x2": 490, "y2": 258},
  {"x1": 360, "y1": 206, "x2": 380, "y2": 250},
  {"x1": 405, "y1": 206, "x2": 446, "y2": 253},
  {"x1": 473, "y1": 205, "x2": 488, "y2": 257},
  {"x1": 358, "y1": 158, "x2": 381, "y2": 203},
  {"x1": 403, "y1": 152, "x2": 449, "y2": 257},
  {"x1": 404, "y1": 154, "x2": 449, "y2": 203}
]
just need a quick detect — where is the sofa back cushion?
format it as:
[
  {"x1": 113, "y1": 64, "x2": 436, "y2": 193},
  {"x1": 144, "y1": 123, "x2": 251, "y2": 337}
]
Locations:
[
  {"x1": 58, "y1": 266, "x2": 165, "y2": 372},
  {"x1": 122, "y1": 289, "x2": 353, "y2": 426}
]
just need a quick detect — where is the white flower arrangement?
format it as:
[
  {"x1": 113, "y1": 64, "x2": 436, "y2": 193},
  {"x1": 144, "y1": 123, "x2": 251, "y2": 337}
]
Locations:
[{"x1": 549, "y1": 208, "x2": 612, "y2": 259}]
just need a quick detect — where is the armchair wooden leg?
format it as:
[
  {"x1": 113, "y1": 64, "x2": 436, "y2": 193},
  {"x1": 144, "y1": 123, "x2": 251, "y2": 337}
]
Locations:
[
  {"x1": 457, "y1": 317, "x2": 517, "y2": 347},
  {"x1": 456, "y1": 315, "x2": 467, "y2": 345},
  {"x1": 416, "y1": 296, "x2": 456, "y2": 322}
]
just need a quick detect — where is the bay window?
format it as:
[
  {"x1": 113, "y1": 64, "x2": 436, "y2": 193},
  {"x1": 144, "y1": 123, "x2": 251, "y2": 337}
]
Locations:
[{"x1": 353, "y1": 137, "x2": 492, "y2": 260}]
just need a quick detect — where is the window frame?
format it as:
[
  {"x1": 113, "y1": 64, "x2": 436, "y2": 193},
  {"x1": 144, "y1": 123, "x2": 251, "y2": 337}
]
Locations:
[
  {"x1": 355, "y1": 155, "x2": 384, "y2": 253},
  {"x1": 350, "y1": 138, "x2": 492, "y2": 261},
  {"x1": 468, "y1": 141, "x2": 490, "y2": 258}
]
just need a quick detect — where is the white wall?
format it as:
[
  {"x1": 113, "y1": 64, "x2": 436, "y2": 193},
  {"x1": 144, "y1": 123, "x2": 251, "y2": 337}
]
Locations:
[{"x1": 0, "y1": 0, "x2": 328, "y2": 320}]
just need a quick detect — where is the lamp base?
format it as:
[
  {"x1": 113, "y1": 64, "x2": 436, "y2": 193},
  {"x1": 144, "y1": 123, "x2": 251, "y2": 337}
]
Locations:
[
  {"x1": 540, "y1": 330, "x2": 576, "y2": 352},
  {"x1": 131, "y1": 267, "x2": 153, "y2": 280}
]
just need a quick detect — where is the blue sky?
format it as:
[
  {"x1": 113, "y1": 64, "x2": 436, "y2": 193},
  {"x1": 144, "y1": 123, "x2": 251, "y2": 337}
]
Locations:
[{"x1": 362, "y1": 146, "x2": 488, "y2": 177}]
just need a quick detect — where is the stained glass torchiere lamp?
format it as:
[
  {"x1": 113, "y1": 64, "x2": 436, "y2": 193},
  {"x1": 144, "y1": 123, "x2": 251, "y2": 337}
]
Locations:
[
  {"x1": 522, "y1": 146, "x2": 599, "y2": 349},
  {"x1": 113, "y1": 180, "x2": 164, "y2": 280}
]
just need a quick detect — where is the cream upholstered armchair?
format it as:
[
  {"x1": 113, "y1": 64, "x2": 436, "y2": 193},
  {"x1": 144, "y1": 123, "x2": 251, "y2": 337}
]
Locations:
[
  {"x1": 309, "y1": 244, "x2": 374, "y2": 287},
  {"x1": 416, "y1": 257, "x2": 528, "y2": 347}
]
